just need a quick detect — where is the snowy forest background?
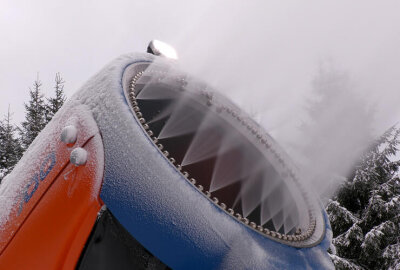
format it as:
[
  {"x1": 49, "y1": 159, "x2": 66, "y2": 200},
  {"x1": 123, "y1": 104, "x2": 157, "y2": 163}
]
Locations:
[
  {"x1": 0, "y1": 73, "x2": 66, "y2": 180},
  {"x1": 0, "y1": 66, "x2": 399, "y2": 269}
]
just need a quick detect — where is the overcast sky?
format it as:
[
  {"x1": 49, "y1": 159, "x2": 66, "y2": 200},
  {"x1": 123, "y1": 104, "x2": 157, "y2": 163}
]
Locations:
[{"x1": 1, "y1": 0, "x2": 400, "y2": 138}]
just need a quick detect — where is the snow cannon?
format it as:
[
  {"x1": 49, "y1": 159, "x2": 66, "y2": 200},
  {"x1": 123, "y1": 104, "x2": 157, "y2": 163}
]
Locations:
[{"x1": 0, "y1": 41, "x2": 334, "y2": 269}]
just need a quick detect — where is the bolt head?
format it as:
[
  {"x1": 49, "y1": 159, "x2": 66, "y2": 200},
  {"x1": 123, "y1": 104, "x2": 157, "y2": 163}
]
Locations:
[
  {"x1": 70, "y1": 147, "x2": 87, "y2": 166},
  {"x1": 61, "y1": 125, "x2": 77, "y2": 145}
]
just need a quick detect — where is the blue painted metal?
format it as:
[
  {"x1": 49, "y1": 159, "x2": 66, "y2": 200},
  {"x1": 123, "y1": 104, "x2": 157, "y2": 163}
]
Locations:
[{"x1": 73, "y1": 53, "x2": 334, "y2": 269}]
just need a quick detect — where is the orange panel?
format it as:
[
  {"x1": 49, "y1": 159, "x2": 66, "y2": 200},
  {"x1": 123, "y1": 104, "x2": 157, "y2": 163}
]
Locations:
[
  {"x1": 0, "y1": 104, "x2": 105, "y2": 270},
  {"x1": 0, "y1": 105, "x2": 101, "y2": 254},
  {"x1": 0, "y1": 133, "x2": 104, "y2": 269}
]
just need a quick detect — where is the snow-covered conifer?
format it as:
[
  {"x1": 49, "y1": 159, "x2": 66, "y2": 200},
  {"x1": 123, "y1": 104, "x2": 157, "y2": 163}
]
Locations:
[
  {"x1": 0, "y1": 107, "x2": 23, "y2": 182},
  {"x1": 327, "y1": 127, "x2": 400, "y2": 269},
  {"x1": 329, "y1": 254, "x2": 364, "y2": 270},
  {"x1": 19, "y1": 75, "x2": 47, "y2": 150},
  {"x1": 45, "y1": 72, "x2": 66, "y2": 123},
  {"x1": 382, "y1": 243, "x2": 400, "y2": 270},
  {"x1": 326, "y1": 200, "x2": 359, "y2": 236}
]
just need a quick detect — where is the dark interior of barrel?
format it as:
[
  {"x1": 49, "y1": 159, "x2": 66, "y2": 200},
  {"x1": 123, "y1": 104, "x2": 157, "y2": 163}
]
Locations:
[{"x1": 134, "y1": 72, "x2": 302, "y2": 235}]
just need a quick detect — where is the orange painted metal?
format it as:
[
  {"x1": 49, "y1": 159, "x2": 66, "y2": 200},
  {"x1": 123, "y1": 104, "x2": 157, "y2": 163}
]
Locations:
[{"x1": 0, "y1": 105, "x2": 104, "y2": 269}]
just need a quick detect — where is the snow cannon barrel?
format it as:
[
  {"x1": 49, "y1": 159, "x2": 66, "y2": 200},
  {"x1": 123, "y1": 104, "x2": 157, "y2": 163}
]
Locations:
[{"x1": 0, "y1": 50, "x2": 334, "y2": 269}]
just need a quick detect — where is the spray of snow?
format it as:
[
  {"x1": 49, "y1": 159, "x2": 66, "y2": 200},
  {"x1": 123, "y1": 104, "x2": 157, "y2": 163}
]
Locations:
[
  {"x1": 162, "y1": 0, "x2": 400, "y2": 200},
  {"x1": 73, "y1": 53, "x2": 334, "y2": 268}
]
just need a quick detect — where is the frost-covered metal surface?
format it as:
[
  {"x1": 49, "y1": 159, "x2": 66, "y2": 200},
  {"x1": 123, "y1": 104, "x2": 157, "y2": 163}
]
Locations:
[
  {"x1": 124, "y1": 62, "x2": 326, "y2": 247},
  {"x1": 0, "y1": 102, "x2": 103, "y2": 254},
  {"x1": 72, "y1": 53, "x2": 334, "y2": 269}
]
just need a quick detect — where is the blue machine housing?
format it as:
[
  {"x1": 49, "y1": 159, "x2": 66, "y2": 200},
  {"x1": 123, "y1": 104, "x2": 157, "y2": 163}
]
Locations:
[{"x1": 72, "y1": 53, "x2": 334, "y2": 269}]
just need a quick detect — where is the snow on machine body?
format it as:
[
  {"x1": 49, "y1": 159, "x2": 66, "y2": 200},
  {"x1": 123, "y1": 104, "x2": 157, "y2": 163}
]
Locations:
[{"x1": 0, "y1": 46, "x2": 334, "y2": 269}]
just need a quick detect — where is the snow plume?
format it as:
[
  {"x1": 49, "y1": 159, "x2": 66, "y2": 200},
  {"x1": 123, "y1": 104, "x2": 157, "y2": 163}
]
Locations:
[
  {"x1": 293, "y1": 64, "x2": 375, "y2": 200},
  {"x1": 164, "y1": 0, "x2": 400, "y2": 200}
]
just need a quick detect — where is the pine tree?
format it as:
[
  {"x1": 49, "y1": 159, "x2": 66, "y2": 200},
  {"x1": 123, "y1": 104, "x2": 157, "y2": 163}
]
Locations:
[
  {"x1": 0, "y1": 106, "x2": 23, "y2": 182},
  {"x1": 19, "y1": 75, "x2": 47, "y2": 150},
  {"x1": 45, "y1": 72, "x2": 66, "y2": 123},
  {"x1": 327, "y1": 127, "x2": 400, "y2": 269}
]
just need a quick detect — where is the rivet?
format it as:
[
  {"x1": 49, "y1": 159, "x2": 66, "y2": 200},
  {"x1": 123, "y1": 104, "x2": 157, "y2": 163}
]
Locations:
[
  {"x1": 70, "y1": 147, "x2": 88, "y2": 166},
  {"x1": 60, "y1": 125, "x2": 78, "y2": 145}
]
